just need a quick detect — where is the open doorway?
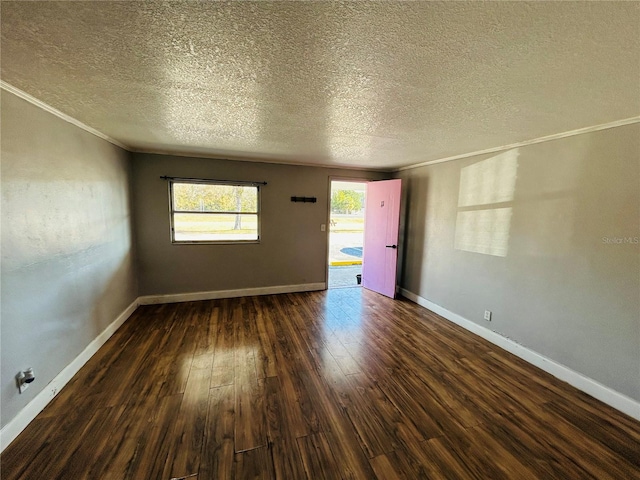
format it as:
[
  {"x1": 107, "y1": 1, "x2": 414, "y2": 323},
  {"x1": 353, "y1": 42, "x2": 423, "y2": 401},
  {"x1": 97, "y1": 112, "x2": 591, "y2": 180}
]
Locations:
[{"x1": 328, "y1": 180, "x2": 367, "y2": 289}]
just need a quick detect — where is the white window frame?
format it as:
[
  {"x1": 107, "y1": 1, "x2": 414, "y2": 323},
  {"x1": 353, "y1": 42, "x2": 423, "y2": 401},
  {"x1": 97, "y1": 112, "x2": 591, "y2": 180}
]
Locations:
[{"x1": 168, "y1": 179, "x2": 261, "y2": 245}]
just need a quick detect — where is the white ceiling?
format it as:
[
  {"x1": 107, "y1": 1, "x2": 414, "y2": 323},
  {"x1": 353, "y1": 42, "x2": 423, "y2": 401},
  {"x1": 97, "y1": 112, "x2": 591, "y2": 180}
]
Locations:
[{"x1": 2, "y1": 1, "x2": 639, "y2": 170}]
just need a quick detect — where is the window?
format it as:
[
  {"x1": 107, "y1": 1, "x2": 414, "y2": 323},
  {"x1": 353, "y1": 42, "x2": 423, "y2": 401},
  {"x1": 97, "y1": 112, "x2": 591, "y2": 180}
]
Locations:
[{"x1": 169, "y1": 180, "x2": 260, "y2": 243}]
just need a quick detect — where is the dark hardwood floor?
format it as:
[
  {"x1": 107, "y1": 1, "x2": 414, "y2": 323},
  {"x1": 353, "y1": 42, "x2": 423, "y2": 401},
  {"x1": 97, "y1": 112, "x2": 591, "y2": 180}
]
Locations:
[{"x1": 2, "y1": 288, "x2": 639, "y2": 479}]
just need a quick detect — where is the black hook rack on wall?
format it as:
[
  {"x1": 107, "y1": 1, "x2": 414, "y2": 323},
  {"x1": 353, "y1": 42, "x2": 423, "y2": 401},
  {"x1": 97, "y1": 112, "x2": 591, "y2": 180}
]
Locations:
[{"x1": 291, "y1": 196, "x2": 317, "y2": 203}]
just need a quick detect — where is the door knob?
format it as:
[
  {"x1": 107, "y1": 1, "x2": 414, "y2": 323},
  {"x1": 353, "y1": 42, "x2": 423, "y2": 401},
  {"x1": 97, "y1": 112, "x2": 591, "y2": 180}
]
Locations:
[{"x1": 385, "y1": 245, "x2": 397, "y2": 249}]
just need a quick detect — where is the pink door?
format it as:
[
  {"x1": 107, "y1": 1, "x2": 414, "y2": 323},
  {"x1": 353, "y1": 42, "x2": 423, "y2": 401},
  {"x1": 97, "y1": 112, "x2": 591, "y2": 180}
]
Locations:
[{"x1": 362, "y1": 179, "x2": 402, "y2": 298}]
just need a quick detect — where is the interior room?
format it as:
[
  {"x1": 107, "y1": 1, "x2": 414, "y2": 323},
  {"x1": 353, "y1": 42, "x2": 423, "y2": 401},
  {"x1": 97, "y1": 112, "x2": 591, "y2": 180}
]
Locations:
[{"x1": 1, "y1": 2, "x2": 639, "y2": 479}]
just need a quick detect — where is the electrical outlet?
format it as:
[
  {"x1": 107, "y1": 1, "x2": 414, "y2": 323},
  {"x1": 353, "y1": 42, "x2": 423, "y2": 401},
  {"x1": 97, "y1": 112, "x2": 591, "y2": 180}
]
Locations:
[
  {"x1": 16, "y1": 376, "x2": 30, "y2": 393},
  {"x1": 16, "y1": 368, "x2": 35, "y2": 394},
  {"x1": 484, "y1": 310, "x2": 492, "y2": 321}
]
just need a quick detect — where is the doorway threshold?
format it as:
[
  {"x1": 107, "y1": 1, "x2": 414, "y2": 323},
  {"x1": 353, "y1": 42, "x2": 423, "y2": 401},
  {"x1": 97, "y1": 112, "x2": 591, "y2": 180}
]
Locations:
[{"x1": 328, "y1": 265, "x2": 362, "y2": 289}]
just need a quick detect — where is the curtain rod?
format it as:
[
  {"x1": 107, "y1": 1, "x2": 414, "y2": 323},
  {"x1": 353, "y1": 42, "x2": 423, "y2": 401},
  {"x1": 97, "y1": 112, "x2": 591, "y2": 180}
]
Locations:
[{"x1": 160, "y1": 176, "x2": 267, "y2": 186}]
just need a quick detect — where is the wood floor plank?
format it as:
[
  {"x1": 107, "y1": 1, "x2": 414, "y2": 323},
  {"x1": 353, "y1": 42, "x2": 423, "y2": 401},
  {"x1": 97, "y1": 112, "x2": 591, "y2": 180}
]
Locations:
[
  {"x1": 252, "y1": 297, "x2": 279, "y2": 379},
  {"x1": 544, "y1": 398, "x2": 640, "y2": 469},
  {"x1": 270, "y1": 297, "x2": 378, "y2": 478},
  {"x1": 332, "y1": 373, "x2": 397, "y2": 458},
  {"x1": 210, "y1": 299, "x2": 236, "y2": 388},
  {"x1": 157, "y1": 305, "x2": 200, "y2": 397},
  {"x1": 475, "y1": 414, "x2": 587, "y2": 479},
  {"x1": 375, "y1": 370, "x2": 462, "y2": 440},
  {"x1": 37, "y1": 406, "x2": 122, "y2": 480},
  {"x1": 165, "y1": 366, "x2": 211, "y2": 479},
  {"x1": 418, "y1": 435, "x2": 478, "y2": 480},
  {"x1": 0, "y1": 416, "x2": 65, "y2": 479},
  {"x1": 234, "y1": 299, "x2": 267, "y2": 453},
  {"x1": 234, "y1": 446, "x2": 275, "y2": 480},
  {"x1": 486, "y1": 348, "x2": 594, "y2": 408},
  {"x1": 2, "y1": 288, "x2": 639, "y2": 480},
  {"x1": 335, "y1": 393, "x2": 393, "y2": 460},
  {"x1": 489, "y1": 398, "x2": 634, "y2": 479},
  {"x1": 369, "y1": 453, "x2": 403, "y2": 480},
  {"x1": 192, "y1": 300, "x2": 216, "y2": 353},
  {"x1": 264, "y1": 376, "x2": 308, "y2": 479},
  {"x1": 297, "y1": 432, "x2": 342, "y2": 480},
  {"x1": 346, "y1": 373, "x2": 425, "y2": 448},
  {"x1": 536, "y1": 402, "x2": 640, "y2": 479},
  {"x1": 198, "y1": 385, "x2": 236, "y2": 480},
  {"x1": 85, "y1": 388, "x2": 168, "y2": 479},
  {"x1": 448, "y1": 424, "x2": 538, "y2": 479},
  {"x1": 265, "y1": 296, "x2": 324, "y2": 436},
  {"x1": 125, "y1": 394, "x2": 184, "y2": 480},
  {"x1": 234, "y1": 360, "x2": 267, "y2": 454},
  {"x1": 324, "y1": 332, "x2": 363, "y2": 375},
  {"x1": 385, "y1": 444, "x2": 450, "y2": 480}
]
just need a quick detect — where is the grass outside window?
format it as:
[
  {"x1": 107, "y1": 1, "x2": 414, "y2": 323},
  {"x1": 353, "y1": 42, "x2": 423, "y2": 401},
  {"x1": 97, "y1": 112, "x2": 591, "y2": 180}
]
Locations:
[{"x1": 169, "y1": 181, "x2": 260, "y2": 243}]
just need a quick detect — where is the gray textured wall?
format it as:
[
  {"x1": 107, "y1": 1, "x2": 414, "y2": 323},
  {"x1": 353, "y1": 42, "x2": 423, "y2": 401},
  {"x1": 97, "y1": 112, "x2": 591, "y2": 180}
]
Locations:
[
  {"x1": 132, "y1": 153, "x2": 387, "y2": 296},
  {"x1": 1, "y1": 91, "x2": 138, "y2": 428},
  {"x1": 397, "y1": 124, "x2": 640, "y2": 402}
]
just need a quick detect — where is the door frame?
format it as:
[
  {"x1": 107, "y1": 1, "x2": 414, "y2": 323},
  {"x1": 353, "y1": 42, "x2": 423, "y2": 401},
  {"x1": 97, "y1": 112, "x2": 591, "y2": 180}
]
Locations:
[{"x1": 325, "y1": 176, "x2": 370, "y2": 290}]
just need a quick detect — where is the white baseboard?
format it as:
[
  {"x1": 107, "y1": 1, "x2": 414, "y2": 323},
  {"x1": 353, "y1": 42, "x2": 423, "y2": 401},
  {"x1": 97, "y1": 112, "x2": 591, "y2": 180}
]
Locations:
[
  {"x1": 0, "y1": 299, "x2": 139, "y2": 453},
  {"x1": 400, "y1": 288, "x2": 640, "y2": 421},
  {"x1": 138, "y1": 282, "x2": 326, "y2": 305}
]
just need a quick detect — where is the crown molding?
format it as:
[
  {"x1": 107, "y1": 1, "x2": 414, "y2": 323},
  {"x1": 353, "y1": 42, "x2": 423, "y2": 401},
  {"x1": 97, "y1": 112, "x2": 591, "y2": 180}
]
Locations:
[
  {"x1": 0, "y1": 80, "x2": 129, "y2": 150},
  {"x1": 129, "y1": 146, "x2": 393, "y2": 172},
  {"x1": 0, "y1": 80, "x2": 390, "y2": 171},
  {"x1": 396, "y1": 116, "x2": 640, "y2": 172},
  {"x1": 3, "y1": 80, "x2": 637, "y2": 173}
]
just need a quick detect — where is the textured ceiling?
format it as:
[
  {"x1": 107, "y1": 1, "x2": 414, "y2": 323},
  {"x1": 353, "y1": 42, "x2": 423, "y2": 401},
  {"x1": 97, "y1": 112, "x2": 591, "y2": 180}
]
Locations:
[{"x1": 2, "y1": 1, "x2": 639, "y2": 169}]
